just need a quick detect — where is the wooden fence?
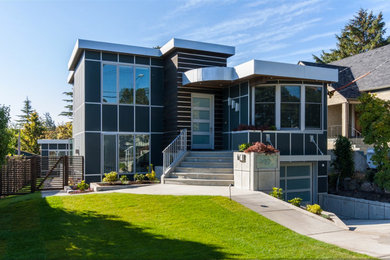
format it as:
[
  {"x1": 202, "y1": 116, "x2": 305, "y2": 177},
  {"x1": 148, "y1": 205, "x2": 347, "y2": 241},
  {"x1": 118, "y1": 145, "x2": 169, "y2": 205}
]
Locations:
[{"x1": 0, "y1": 156, "x2": 84, "y2": 196}]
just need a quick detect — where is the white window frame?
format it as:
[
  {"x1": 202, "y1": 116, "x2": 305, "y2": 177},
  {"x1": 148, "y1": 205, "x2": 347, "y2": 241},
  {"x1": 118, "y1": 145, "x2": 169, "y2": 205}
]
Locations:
[{"x1": 252, "y1": 83, "x2": 323, "y2": 131}]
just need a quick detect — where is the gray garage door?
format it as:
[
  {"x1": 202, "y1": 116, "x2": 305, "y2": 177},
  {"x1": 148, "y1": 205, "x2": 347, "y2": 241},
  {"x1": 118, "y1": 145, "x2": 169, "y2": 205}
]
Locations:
[{"x1": 279, "y1": 164, "x2": 312, "y2": 203}]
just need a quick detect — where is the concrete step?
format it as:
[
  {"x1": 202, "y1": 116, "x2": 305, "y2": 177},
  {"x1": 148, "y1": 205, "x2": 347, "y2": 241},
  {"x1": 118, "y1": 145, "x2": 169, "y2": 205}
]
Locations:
[
  {"x1": 188, "y1": 151, "x2": 232, "y2": 157},
  {"x1": 184, "y1": 156, "x2": 233, "y2": 162},
  {"x1": 164, "y1": 178, "x2": 234, "y2": 186},
  {"x1": 170, "y1": 172, "x2": 234, "y2": 180},
  {"x1": 180, "y1": 161, "x2": 233, "y2": 167},
  {"x1": 175, "y1": 167, "x2": 233, "y2": 173}
]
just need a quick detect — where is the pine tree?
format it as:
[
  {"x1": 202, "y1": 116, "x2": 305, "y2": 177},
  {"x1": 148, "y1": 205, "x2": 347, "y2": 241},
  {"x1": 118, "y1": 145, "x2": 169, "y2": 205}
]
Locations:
[
  {"x1": 59, "y1": 90, "x2": 73, "y2": 119},
  {"x1": 16, "y1": 97, "x2": 33, "y2": 126},
  {"x1": 314, "y1": 9, "x2": 390, "y2": 63},
  {"x1": 20, "y1": 112, "x2": 45, "y2": 154},
  {"x1": 43, "y1": 112, "x2": 56, "y2": 130}
]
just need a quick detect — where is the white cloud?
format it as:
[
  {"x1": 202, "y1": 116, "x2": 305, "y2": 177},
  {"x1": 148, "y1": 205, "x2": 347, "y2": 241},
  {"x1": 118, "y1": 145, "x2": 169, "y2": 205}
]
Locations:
[{"x1": 300, "y1": 31, "x2": 337, "y2": 42}]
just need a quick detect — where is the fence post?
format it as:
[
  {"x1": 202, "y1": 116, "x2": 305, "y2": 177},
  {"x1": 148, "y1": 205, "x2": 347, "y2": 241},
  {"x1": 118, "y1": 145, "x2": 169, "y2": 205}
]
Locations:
[
  {"x1": 64, "y1": 156, "x2": 69, "y2": 187},
  {"x1": 0, "y1": 160, "x2": 3, "y2": 196}
]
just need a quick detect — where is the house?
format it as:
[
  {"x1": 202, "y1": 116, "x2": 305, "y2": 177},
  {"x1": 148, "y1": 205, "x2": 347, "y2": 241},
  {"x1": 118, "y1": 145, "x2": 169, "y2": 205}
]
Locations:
[
  {"x1": 38, "y1": 139, "x2": 73, "y2": 157},
  {"x1": 67, "y1": 38, "x2": 338, "y2": 203},
  {"x1": 300, "y1": 44, "x2": 390, "y2": 149}
]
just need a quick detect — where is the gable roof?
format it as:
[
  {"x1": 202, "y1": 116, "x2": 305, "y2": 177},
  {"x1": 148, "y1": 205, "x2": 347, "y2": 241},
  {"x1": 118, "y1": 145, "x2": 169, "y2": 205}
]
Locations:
[{"x1": 299, "y1": 44, "x2": 390, "y2": 99}]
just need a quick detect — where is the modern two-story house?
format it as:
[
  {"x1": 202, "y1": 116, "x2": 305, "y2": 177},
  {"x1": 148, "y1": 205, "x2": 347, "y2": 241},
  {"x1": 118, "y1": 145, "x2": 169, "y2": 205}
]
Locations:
[{"x1": 67, "y1": 38, "x2": 337, "y2": 203}]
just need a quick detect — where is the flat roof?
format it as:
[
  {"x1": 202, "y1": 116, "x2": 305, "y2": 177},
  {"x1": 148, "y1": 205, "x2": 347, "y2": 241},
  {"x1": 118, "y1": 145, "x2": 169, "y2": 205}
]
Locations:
[
  {"x1": 38, "y1": 139, "x2": 72, "y2": 144},
  {"x1": 68, "y1": 38, "x2": 235, "y2": 71},
  {"x1": 182, "y1": 59, "x2": 338, "y2": 85}
]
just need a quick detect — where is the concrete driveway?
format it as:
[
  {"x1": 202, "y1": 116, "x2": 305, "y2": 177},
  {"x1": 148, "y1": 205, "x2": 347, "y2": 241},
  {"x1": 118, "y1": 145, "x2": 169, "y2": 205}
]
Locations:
[{"x1": 42, "y1": 185, "x2": 390, "y2": 258}]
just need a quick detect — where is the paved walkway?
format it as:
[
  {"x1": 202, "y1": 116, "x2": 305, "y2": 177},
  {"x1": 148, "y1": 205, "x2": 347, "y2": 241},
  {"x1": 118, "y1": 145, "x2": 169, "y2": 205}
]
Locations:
[{"x1": 42, "y1": 184, "x2": 390, "y2": 258}]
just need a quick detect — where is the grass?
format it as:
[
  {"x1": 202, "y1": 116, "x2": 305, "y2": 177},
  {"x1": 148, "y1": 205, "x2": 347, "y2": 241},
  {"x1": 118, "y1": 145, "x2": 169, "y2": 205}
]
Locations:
[{"x1": 0, "y1": 193, "x2": 370, "y2": 259}]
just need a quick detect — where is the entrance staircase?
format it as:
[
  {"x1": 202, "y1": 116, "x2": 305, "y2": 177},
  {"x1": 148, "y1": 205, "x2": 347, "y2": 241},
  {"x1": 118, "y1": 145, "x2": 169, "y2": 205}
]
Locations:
[{"x1": 164, "y1": 151, "x2": 234, "y2": 186}]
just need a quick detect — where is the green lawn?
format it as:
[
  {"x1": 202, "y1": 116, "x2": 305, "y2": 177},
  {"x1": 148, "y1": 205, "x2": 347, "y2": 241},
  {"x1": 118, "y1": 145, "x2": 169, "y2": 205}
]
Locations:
[{"x1": 0, "y1": 193, "x2": 369, "y2": 259}]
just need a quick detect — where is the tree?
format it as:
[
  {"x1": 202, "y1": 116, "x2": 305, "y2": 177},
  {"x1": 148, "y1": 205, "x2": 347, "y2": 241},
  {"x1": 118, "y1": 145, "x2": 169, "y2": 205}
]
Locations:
[
  {"x1": 357, "y1": 93, "x2": 390, "y2": 190},
  {"x1": 20, "y1": 112, "x2": 45, "y2": 154},
  {"x1": 0, "y1": 105, "x2": 13, "y2": 166},
  {"x1": 314, "y1": 9, "x2": 390, "y2": 63},
  {"x1": 16, "y1": 97, "x2": 33, "y2": 126},
  {"x1": 332, "y1": 136, "x2": 354, "y2": 191},
  {"x1": 59, "y1": 90, "x2": 73, "y2": 119},
  {"x1": 43, "y1": 112, "x2": 56, "y2": 130},
  {"x1": 42, "y1": 122, "x2": 72, "y2": 140}
]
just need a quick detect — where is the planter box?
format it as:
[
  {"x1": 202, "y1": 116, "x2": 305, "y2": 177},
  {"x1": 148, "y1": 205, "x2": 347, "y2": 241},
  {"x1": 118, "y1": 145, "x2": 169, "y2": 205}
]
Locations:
[{"x1": 234, "y1": 152, "x2": 280, "y2": 192}]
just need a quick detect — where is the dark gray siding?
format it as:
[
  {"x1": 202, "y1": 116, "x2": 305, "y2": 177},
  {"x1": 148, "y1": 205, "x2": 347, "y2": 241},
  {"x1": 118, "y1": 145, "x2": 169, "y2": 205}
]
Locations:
[
  {"x1": 119, "y1": 106, "x2": 134, "y2": 132},
  {"x1": 85, "y1": 133, "x2": 101, "y2": 174},
  {"x1": 85, "y1": 61, "x2": 101, "y2": 102}
]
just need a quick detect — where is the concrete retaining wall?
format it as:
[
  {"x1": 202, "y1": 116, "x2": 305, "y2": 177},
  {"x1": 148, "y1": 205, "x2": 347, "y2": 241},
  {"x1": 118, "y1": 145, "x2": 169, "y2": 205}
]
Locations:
[{"x1": 319, "y1": 193, "x2": 390, "y2": 219}]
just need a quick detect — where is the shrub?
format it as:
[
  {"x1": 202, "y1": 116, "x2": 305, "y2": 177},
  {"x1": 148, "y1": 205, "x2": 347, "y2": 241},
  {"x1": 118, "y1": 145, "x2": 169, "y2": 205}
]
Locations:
[
  {"x1": 134, "y1": 173, "x2": 146, "y2": 182},
  {"x1": 146, "y1": 164, "x2": 157, "y2": 181},
  {"x1": 332, "y1": 136, "x2": 354, "y2": 190},
  {"x1": 375, "y1": 168, "x2": 390, "y2": 191},
  {"x1": 244, "y1": 142, "x2": 279, "y2": 154},
  {"x1": 269, "y1": 187, "x2": 283, "y2": 199},
  {"x1": 238, "y1": 143, "x2": 251, "y2": 152},
  {"x1": 77, "y1": 180, "x2": 89, "y2": 191},
  {"x1": 103, "y1": 171, "x2": 118, "y2": 184},
  {"x1": 365, "y1": 169, "x2": 377, "y2": 183},
  {"x1": 120, "y1": 175, "x2": 129, "y2": 184},
  {"x1": 288, "y1": 197, "x2": 302, "y2": 207},
  {"x1": 306, "y1": 204, "x2": 323, "y2": 215}
]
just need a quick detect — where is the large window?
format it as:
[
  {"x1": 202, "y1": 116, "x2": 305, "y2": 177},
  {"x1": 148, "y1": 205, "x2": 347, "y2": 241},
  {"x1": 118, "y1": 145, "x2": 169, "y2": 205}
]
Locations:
[
  {"x1": 254, "y1": 86, "x2": 275, "y2": 127},
  {"x1": 281, "y1": 86, "x2": 300, "y2": 129},
  {"x1": 135, "y1": 67, "x2": 150, "y2": 105},
  {"x1": 102, "y1": 64, "x2": 117, "y2": 103},
  {"x1": 119, "y1": 66, "x2": 134, "y2": 104},
  {"x1": 102, "y1": 64, "x2": 150, "y2": 105},
  {"x1": 118, "y1": 135, "x2": 134, "y2": 173},
  {"x1": 135, "y1": 135, "x2": 149, "y2": 172},
  {"x1": 103, "y1": 135, "x2": 117, "y2": 173},
  {"x1": 305, "y1": 86, "x2": 322, "y2": 129}
]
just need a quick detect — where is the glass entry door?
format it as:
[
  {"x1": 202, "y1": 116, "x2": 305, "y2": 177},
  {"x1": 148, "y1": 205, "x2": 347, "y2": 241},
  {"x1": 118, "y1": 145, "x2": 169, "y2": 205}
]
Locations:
[{"x1": 191, "y1": 93, "x2": 214, "y2": 149}]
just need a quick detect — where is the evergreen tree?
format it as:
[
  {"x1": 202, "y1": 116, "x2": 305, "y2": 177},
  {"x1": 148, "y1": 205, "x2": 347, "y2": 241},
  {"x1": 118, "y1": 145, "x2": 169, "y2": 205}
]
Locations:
[
  {"x1": 20, "y1": 112, "x2": 45, "y2": 154},
  {"x1": 43, "y1": 112, "x2": 56, "y2": 130},
  {"x1": 0, "y1": 105, "x2": 13, "y2": 165},
  {"x1": 314, "y1": 9, "x2": 390, "y2": 63},
  {"x1": 59, "y1": 90, "x2": 73, "y2": 119},
  {"x1": 16, "y1": 97, "x2": 33, "y2": 126}
]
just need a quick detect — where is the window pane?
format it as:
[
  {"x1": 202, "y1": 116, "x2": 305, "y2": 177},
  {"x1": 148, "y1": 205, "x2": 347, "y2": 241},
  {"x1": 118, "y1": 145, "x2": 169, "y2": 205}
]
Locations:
[
  {"x1": 281, "y1": 86, "x2": 300, "y2": 102},
  {"x1": 136, "y1": 135, "x2": 149, "y2": 172},
  {"x1": 104, "y1": 135, "x2": 116, "y2": 173},
  {"x1": 255, "y1": 86, "x2": 275, "y2": 102},
  {"x1": 305, "y1": 86, "x2": 322, "y2": 103},
  {"x1": 193, "y1": 122, "x2": 210, "y2": 132},
  {"x1": 306, "y1": 104, "x2": 321, "y2": 129},
  {"x1": 119, "y1": 135, "x2": 134, "y2": 173},
  {"x1": 193, "y1": 110, "x2": 210, "y2": 120},
  {"x1": 281, "y1": 103, "x2": 300, "y2": 128},
  {"x1": 286, "y1": 165, "x2": 310, "y2": 177},
  {"x1": 193, "y1": 97, "x2": 210, "y2": 108},
  {"x1": 119, "y1": 66, "x2": 133, "y2": 104},
  {"x1": 103, "y1": 64, "x2": 117, "y2": 103},
  {"x1": 193, "y1": 135, "x2": 210, "y2": 144},
  {"x1": 135, "y1": 67, "x2": 150, "y2": 105},
  {"x1": 255, "y1": 104, "x2": 275, "y2": 127}
]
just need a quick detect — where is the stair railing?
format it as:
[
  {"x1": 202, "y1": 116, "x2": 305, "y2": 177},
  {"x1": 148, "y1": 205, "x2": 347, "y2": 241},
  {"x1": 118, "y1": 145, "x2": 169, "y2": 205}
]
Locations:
[{"x1": 162, "y1": 129, "x2": 187, "y2": 182}]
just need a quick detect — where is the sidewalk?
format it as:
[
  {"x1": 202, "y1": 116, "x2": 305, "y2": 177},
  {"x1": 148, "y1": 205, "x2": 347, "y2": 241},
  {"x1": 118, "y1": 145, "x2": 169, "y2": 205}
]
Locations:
[{"x1": 42, "y1": 184, "x2": 390, "y2": 258}]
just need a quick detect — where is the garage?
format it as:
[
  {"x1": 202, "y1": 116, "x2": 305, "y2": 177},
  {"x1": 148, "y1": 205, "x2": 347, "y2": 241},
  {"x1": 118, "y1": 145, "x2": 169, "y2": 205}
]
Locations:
[{"x1": 279, "y1": 163, "x2": 312, "y2": 204}]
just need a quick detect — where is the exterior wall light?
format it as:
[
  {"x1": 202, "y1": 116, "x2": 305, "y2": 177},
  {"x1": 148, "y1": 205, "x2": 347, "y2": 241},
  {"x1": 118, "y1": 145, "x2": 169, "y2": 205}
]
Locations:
[
  {"x1": 235, "y1": 102, "x2": 239, "y2": 112},
  {"x1": 231, "y1": 100, "x2": 235, "y2": 109},
  {"x1": 227, "y1": 97, "x2": 231, "y2": 106}
]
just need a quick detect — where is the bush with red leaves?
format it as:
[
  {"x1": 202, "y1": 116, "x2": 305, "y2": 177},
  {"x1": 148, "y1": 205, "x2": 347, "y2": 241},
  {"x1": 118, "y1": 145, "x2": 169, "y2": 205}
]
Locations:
[{"x1": 244, "y1": 142, "x2": 279, "y2": 154}]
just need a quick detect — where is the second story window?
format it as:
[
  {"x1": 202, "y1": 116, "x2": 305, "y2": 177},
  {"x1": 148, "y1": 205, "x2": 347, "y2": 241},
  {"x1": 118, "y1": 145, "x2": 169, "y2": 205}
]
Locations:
[
  {"x1": 305, "y1": 86, "x2": 322, "y2": 129},
  {"x1": 254, "y1": 86, "x2": 275, "y2": 128},
  {"x1": 102, "y1": 63, "x2": 150, "y2": 105},
  {"x1": 281, "y1": 86, "x2": 301, "y2": 129},
  {"x1": 103, "y1": 64, "x2": 117, "y2": 103},
  {"x1": 135, "y1": 67, "x2": 150, "y2": 105}
]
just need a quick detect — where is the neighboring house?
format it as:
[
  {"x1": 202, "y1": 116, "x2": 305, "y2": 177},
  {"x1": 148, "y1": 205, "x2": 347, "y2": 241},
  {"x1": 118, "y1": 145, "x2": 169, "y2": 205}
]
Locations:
[
  {"x1": 67, "y1": 38, "x2": 338, "y2": 203},
  {"x1": 38, "y1": 139, "x2": 73, "y2": 157},
  {"x1": 300, "y1": 44, "x2": 390, "y2": 148}
]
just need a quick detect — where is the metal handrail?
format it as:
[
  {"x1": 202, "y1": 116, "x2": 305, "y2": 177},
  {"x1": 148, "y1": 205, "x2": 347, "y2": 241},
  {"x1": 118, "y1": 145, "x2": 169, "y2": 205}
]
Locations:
[{"x1": 162, "y1": 129, "x2": 187, "y2": 180}]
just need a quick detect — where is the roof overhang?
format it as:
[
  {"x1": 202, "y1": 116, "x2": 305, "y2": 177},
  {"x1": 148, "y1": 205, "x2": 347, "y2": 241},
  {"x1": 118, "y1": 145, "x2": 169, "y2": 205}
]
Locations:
[
  {"x1": 67, "y1": 71, "x2": 74, "y2": 84},
  {"x1": 183, "y1": 59, "x2": 338, "y2": 86},
  {"x1": 38, "y1": 139, "x2": 72, "y2": 144}
]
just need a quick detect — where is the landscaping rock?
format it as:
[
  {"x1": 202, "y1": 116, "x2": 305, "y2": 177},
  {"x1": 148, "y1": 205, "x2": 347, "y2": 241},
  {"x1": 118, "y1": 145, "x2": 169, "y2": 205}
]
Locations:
[
  {"x1": 373, "y1": 183, "x2": 382, "y2": 193},
  {"x1": 343, "y1": 178, "x2": 351, "y2": 190},
  {"x1": 361, "y1": 182, "x2": 374, "y2": 192},
  {"x1": 348, "y1": 179, "x2": 359, "y2": 191}
]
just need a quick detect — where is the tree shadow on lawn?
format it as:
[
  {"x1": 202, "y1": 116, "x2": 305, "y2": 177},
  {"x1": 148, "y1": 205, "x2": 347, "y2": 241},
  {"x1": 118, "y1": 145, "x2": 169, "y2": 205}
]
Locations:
[{"x1": 7, "y1": 196, "x2": 229, "y2": 260}]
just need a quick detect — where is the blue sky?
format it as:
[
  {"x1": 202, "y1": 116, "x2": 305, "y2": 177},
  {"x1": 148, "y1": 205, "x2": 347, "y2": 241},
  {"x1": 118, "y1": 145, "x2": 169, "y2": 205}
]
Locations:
[{"x1": 0, "y1": 0, "x2": 389, "y2": 124}]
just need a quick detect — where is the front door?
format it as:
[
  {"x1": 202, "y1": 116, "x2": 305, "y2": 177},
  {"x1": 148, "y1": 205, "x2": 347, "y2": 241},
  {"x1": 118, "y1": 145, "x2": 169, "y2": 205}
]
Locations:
[{"x1": 191, "y1": 93, "x2": 214, "y2": 149}]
